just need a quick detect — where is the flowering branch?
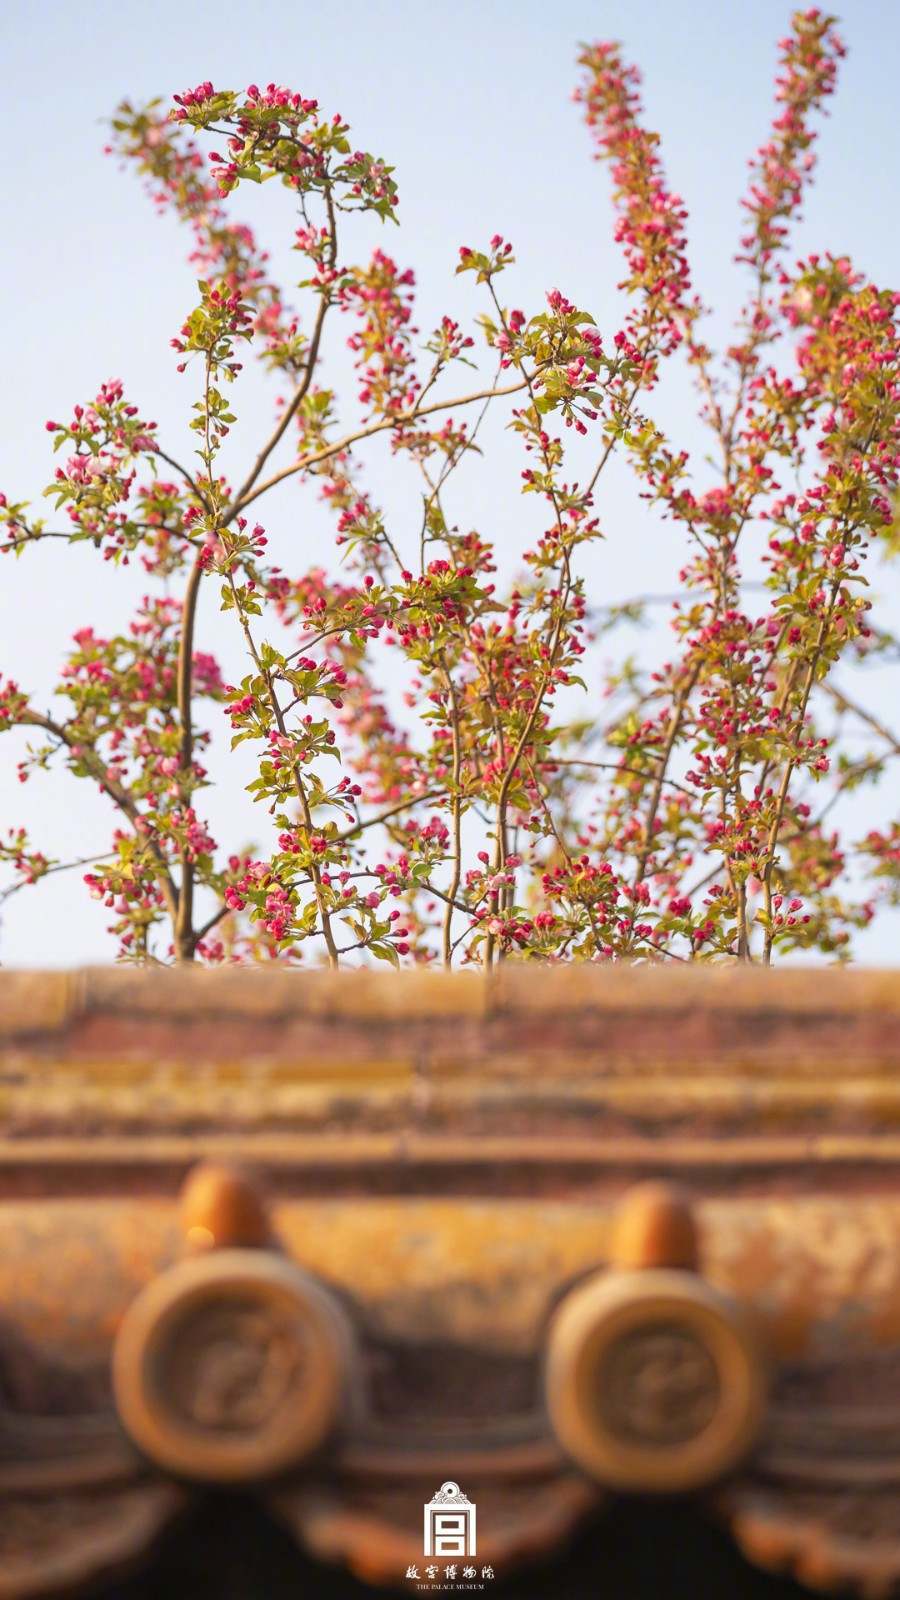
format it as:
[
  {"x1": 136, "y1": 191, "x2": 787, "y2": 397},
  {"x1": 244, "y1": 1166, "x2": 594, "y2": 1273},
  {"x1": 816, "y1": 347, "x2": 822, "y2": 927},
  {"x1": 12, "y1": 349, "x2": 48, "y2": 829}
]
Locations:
[{"x1": 2, "y1": 18, "x2": 897, "y2": 969}]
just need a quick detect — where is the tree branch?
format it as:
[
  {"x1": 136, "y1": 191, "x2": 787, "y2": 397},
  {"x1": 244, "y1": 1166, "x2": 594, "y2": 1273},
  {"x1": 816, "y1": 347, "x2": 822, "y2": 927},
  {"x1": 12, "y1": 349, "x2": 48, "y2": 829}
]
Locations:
[
  {"x1": 230, "y1": 376, "x2": 534, "y2": 517},
  {"x1": 18, "y1": 709, "x2": 180, "y2": 928}
]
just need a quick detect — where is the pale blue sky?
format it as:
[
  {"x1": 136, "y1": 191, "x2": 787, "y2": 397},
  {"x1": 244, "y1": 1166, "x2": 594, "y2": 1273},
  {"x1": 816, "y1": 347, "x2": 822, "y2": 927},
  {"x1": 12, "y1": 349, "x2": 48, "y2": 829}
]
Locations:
[{"x1": 2, "y1": 0, "x2": 898, "y2": 965}]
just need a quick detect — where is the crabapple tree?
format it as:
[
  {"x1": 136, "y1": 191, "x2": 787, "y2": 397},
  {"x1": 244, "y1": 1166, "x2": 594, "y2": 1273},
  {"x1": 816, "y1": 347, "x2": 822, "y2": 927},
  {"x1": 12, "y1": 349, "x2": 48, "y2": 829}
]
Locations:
[{"x1": 2, "y1": 10, "x2": 899, "y2": 967}]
